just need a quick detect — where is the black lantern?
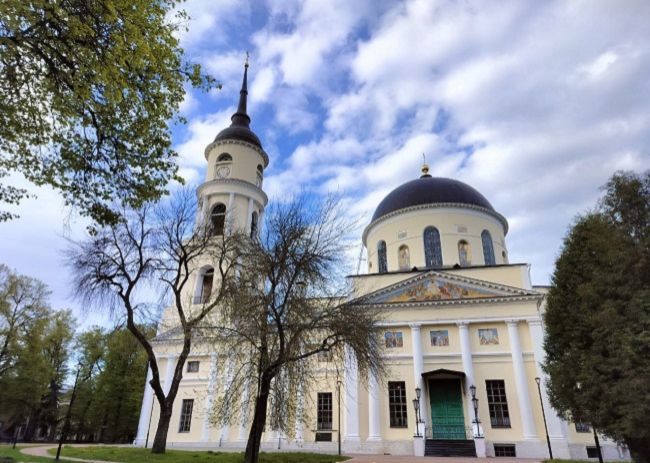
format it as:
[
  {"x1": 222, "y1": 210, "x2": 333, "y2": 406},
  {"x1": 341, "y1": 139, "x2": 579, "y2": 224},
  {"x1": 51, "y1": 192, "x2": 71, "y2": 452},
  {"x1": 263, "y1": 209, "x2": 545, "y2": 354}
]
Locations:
[
  {"x1": 469, "y1": 384, "x2": 482, "y2": 438},
  {"x1": 415, "y1": 387, "x2": 421, "y2": 400},
  {"x1": 412, "y1": 398, "x2": 421, "y2": 437}
]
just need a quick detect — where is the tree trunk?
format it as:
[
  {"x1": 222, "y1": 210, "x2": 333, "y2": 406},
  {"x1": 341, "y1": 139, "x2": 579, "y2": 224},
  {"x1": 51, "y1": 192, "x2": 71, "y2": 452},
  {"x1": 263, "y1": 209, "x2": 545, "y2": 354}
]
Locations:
[
  {"x1": 150, "y1": 401, "x2": 173, "y2": 454},
  {"x1": 244, "y1": 373, "x2": 273, "y2": 463},
  {"x1": 627, "y1": 437, "x2": 650, "y2": 463}
]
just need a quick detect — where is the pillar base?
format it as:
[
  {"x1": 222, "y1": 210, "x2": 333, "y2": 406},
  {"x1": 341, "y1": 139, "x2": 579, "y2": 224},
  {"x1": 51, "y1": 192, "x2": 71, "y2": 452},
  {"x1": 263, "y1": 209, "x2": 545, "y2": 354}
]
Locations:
[
  {"x1": 344, "y1": 435, "x2": 361, "y2": 443},
  {"x1": 474, "y1": 437, "x2": 486, "y2": 458},
  {"x1": 366, "y1": 436, "x2": 382, "y2": 442},
  {"x1": 413, "y1": 436, "x2": 424, "y2": 457}
]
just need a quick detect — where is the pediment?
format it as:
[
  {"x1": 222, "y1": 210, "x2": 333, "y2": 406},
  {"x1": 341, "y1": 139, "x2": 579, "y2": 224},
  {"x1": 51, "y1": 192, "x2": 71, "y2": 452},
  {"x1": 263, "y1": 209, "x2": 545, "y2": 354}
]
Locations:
[{"x1": 357, "y1": 270, "x2": 537, "y2": 306}]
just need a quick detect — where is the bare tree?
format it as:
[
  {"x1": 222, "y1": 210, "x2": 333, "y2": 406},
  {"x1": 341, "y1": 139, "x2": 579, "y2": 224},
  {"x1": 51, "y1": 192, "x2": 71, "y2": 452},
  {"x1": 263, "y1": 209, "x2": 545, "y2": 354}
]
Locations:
[
  {"x1": 66, "y1": 189, "x2": 244, "y2": 453},
  {"x1": 207, "y1": 195, "x2": 385, "y2": 463}
]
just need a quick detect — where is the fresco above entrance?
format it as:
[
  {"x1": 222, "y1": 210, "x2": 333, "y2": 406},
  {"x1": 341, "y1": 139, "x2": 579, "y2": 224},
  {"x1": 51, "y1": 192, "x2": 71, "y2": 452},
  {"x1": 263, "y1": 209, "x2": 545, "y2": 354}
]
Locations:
[{"x1": 374, "y1": 276, "x2": 499, "y2": 303}]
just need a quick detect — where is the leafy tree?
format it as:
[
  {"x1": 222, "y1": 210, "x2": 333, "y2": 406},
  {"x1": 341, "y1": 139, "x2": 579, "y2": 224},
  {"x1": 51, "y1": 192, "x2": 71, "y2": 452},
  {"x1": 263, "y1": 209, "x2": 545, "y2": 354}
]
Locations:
[
  {"x1": 67, "y1": 189, "x2": 244, "y2": 453},
  {"x1": 209, "y1": 195, "x2": 384, "y2": 463},
  {"x1": 0, "y1": 264, "x2": 50, "y2": 377},
  {"x1": 0, "y1": 0, "x2": 217, "y2": 224},
  {"x1": 544, "y1": 171, "x2": 650, "y2": 463}
]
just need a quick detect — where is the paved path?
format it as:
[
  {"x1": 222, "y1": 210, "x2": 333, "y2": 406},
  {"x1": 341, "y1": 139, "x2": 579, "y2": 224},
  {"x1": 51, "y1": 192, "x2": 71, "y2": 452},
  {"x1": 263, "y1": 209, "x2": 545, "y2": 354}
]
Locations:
[
  {"x1": 21, "y1": 444, "x2": 542, "y2": 463},
  {"x1": 20, "y1": 445, "x2": 121, "y2": 463}
]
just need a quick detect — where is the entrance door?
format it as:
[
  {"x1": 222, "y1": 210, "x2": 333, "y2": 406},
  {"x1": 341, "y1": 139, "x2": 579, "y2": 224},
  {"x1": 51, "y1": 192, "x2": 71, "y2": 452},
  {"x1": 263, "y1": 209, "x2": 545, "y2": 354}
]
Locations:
[{"x1": 429, "y1": 378, "x2": 466, "y2": 440}]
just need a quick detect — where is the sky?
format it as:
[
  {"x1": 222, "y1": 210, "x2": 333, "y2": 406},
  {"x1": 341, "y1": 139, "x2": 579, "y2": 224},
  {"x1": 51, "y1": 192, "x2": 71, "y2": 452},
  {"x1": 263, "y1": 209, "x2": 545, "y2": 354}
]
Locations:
[{"x1": 1, "y1": 0, "x2": 649, "y2": 327}]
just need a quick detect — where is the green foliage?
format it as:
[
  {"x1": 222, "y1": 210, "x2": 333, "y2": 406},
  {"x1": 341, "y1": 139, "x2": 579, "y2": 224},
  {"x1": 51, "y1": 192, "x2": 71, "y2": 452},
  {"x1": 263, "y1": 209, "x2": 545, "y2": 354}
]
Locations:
[
  {"x1": 0, "y1": 0, "x2": 217, "y2": 225},
  {"x1": 52, "y1": 446, "x2": 349, "y2": 463},
  {"x1": 544, "y1": 171, "x2": 650, "y2": 462}
]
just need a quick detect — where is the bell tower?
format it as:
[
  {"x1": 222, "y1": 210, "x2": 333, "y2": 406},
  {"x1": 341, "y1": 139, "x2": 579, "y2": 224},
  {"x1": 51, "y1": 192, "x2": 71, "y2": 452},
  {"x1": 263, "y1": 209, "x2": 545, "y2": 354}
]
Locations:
[{"x1": 197, "y1": 59, "x2": 268, "y2": 237}]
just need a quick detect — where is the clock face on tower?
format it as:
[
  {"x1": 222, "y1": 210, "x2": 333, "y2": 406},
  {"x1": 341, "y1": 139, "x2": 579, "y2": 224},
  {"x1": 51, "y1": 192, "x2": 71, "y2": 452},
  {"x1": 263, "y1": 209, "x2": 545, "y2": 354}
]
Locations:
[{"x1": 216, "y1": 166, "x2": 231, "y2": 179}]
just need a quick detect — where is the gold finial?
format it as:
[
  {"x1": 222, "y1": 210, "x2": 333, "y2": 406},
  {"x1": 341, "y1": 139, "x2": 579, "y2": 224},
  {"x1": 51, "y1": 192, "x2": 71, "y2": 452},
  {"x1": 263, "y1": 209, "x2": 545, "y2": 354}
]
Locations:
[
  {"x1": 245, "y1": 51, "x2": 250, "y2": 67},
  {"x1": 421, "y1": 153, "x2": 430, "y2": 176}
]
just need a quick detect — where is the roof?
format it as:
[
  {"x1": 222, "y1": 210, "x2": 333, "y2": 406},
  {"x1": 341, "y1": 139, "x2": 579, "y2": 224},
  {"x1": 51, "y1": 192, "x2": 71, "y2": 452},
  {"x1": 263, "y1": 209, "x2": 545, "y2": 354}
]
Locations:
[{"x1": 371, "y1": 176, "x2": 496, "y2": 222}]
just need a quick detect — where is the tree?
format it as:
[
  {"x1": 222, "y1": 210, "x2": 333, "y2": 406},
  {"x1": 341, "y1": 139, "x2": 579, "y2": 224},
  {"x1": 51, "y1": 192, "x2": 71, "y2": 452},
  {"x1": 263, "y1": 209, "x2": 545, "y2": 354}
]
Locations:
[
  {"x1": 207, "y1": 196, "x2": 384, "y2": 463},
  {"x1": 66, "y1": 189, "x2": 244, "y2": 453},
  {"x1": 0, "y1": 264, "x2": 50, "y2": 377},
  {"x1": 0, "y1": 0, "x2": 217, "y2": 224},
  {"x1": 544, "y1": 171, "x2": 650, "y2": 463}
]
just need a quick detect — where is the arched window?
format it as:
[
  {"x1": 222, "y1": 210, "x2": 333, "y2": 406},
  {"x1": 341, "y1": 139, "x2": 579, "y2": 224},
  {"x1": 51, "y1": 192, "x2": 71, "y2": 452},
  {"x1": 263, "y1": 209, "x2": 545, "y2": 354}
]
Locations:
[
  {"x1": 458, "y1": 240, "x2": 471, "y2": 267},
  {"x1": 423, "y1": 226, "x2": 442, "y2": 268},
  {"x1": 482, "y1": 230, "x2": 496, "y2": 265},
  {"x1": 377, "y1": 240, "x2": 387, "y2": 274},
  {"x1": 398, "y1": 245, "x2": 410, "y2": 271},
  {"x1": 195, "y1": 267, "x2": 214, "y2": 304},
  {"x1": 211, "y1": 203, "x2": 226, "y2": 236},
  {"x1": 257, "y1": 164, "x2": 264, "y2": 175},
  {"x1": 217, "y1": 153, "x2": 232, "y2": 162},
  {"x1": 502, "y1": 250, "x2": 508, "y2": 264},
  {"x1": 250, "y1": 211, "x2": 258, "y2": 239}
]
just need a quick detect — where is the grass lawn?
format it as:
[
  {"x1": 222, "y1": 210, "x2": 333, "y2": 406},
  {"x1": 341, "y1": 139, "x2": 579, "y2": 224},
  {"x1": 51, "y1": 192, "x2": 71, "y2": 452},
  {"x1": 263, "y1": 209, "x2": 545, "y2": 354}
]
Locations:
[
  {"x1": 50, "y1": 445, "x2": 350, "y2": 463},
  {"x1": 543, "y1": 461, "x2": 594, "y2": 463},
  {"x1": 0, "y1": 444, "x2": 77, "y2": 463}
]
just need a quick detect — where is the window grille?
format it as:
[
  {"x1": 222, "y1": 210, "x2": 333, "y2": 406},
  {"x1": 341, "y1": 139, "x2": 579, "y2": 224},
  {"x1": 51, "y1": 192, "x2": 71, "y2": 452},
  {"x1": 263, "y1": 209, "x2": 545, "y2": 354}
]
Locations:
[
  {"x1": 317, "y1": 393, "x2": 333, "y2": 430},
  {"x1": 481, "y1": 230, "x2": 496, "y2": 265},
  {"x1": 388, "y1": 381, "x2": 408, "y2": 428},
  {"x1": 423, "y1": 226, "x2": 443, "y2": 267},
  {"x1": 486, "y1": 380, "x2": 511, "y2": 428},
  {"x1": 494, "y1": 444, "x2": 516, "y2": 457},
  {"x1": 186, "y1": 361, "x2": 199, "y2": 373},
  {"x1": 377, "y1": 241, "x2": 387, "y2": 273},
  {"x1": 178, "y1": 399, "x2": 194, "y2": 432}
]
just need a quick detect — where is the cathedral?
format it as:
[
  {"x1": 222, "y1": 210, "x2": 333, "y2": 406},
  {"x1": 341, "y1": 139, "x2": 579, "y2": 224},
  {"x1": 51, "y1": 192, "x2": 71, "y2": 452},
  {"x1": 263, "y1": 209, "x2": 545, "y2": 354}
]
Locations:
[{"x1": 133, "y1": 64, "x2": 629, "y2": 459}]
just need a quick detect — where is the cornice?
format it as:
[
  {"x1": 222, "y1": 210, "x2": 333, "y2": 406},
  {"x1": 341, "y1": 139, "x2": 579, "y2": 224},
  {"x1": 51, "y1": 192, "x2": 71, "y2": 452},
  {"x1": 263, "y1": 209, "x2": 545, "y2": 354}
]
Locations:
[
  {"x1": 197, "y1": 178, "x2": 269, "y2": 206},
  {"x1": 204, "y1": 139, "x2": 270, "y2": 167},
  {"x1": 362, "y1": 202, "x2": 509, "y2": 244},
  {"x1": 358, "y1": 294, "x2": 542, "y2": 310}
]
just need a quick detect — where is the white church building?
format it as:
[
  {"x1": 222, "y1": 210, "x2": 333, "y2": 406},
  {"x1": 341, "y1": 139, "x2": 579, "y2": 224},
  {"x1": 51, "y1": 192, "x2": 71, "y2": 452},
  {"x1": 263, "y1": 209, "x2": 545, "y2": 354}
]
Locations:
[{"x1": 133, "y1": 64, "x2": 630, "y2": 459}]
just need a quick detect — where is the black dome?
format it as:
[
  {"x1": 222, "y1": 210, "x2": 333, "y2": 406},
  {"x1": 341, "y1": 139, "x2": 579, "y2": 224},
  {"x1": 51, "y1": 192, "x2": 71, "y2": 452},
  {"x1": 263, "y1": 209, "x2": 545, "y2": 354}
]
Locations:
[
  {"x1": 215, "y1": 125, "x2": 262, "y2": 148},
  {"x1": 371, "y1": 176, "x2": 495, "y2": 222}
]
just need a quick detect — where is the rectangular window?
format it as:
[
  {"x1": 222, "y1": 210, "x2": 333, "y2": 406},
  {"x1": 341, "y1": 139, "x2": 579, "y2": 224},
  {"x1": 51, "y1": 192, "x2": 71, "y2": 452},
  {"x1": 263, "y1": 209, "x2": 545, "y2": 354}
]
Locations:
[
  {"x1": 186, "y1": 361, "x2": 199, "y2": 373},
  {"x1": 317, "y1": 392, "x2": 332, "y2": 430},
  {"x1": 486, "y1": 380, "x2": 511, "y2": 428},
  {"x1": 178, "y1": 399, "x2": 194, "y2": 433},
  {"x1": 494, "y1": 444, "x2": 516, "y2": 457},
  {"x1": 587, "y1": 447, "x2": 599, "y2": 458},
  {"x1": 575, "y1": 422, "x2": 591, "y2": 433},
  {"x1": 388, "y1": 381, "x2": 408, "y2": 428},
  {"x1": 384, "y1": 331, "x2": 403, "y2": 348}
]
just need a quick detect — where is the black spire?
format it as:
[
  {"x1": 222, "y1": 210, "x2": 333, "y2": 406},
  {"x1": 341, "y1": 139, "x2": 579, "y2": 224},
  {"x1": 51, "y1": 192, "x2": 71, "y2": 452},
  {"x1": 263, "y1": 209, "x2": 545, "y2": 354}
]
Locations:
[
  {"x1": 213, "y1": 55, "x2": 263, "y2": 149},
  {"x1": 230, "y1": 59, "x2": 250, "y2": 127}
]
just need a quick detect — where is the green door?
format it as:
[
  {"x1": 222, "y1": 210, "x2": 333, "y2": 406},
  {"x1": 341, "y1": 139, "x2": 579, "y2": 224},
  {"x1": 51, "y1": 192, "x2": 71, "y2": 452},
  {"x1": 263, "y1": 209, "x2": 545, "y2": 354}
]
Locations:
[{"x1": 429, "y1": 379, "x2": 466, "y2": 440}]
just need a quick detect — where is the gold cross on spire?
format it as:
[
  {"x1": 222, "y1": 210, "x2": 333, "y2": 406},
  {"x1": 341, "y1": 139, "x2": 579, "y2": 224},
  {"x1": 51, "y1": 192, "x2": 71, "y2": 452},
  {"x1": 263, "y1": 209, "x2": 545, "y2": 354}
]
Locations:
[{"x1": 245, "y1": 51, "x2": 250, "y2": 66}]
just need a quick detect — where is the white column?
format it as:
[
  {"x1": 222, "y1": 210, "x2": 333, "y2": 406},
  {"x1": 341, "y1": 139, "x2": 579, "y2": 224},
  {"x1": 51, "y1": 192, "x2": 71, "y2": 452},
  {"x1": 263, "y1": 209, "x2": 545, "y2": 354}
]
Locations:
[
  {"x1": 134, "y1": 366, "x2": 154, "y2": 445},
  {"x1": 507, "y1": 320, "x2": 537, "y2": 439},
  {"x1": 219, "y1": 356, "x2": 234, "y2": 443},
  {"x1": 410, "y1": 323, "x2": 425, "y2": 433},
  {"x1": 163, "y1": 355, "x2": 178, "y2": 395},
  {"x1": 528, "y1": 319, "x2": 567, "y2": 439},
  {"x1": 245, "y1": 197, "x2": 254, "y2": 233},
  {"x1": 457, "y1": 322, "x2": 475, "y2": 390},
  {"x1": 367, "y1": 372, "x2": 381, "y2": 441},
  {"x1": 294, "y1": 383, "x2": 304, "y2": 442},
  {"x1": 343, "y1": 345, "x2": 360, "y2": 442},
  {"x1": 202, "y1": 354, "x2": 218, "y2": 442},
  {"x1": 238, "y1": 378, "x2": 250, "y2": 442}
]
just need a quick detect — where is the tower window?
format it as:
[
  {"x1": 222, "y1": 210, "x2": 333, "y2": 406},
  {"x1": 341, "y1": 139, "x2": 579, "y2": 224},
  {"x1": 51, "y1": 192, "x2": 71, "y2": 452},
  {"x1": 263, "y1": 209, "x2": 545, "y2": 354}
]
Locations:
[
  {"x1": 458, "y1": 240, "x2": 471, "y2": 266},
  {"x1": 194, "y1": 267, "x2": 214, "y2": 304},
  {"x1": 211, "y1": 203, "x2": 226, "y2": 236},
  {"x1": 250, "y1": 211, "x2": 258, "y2": 239},
  {"x1": 217, "y1": 153, "x2": 232, "y2": 162},
  {"x1": 377, "y1": 240, "x2": 387, "y2": 274},
  {"x1": 423, "y1": 226, "x2": 442, "y2": 268},
  {"x1": 482, "y1": 230, "x2": 496, "y2": 265},
  {"x1": 257, "y1": 164, "x2": 263, "y2": 175},
  {"x1": 398, "y1": 245, "x2": 410, "y2": 271}
]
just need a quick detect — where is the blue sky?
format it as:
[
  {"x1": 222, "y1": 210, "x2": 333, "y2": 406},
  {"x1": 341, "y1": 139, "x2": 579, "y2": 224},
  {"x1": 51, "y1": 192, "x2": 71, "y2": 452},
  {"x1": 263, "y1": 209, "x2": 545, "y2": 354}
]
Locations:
[{"x1": 2, "y1": 0, "x2": 650, "y2": 326}]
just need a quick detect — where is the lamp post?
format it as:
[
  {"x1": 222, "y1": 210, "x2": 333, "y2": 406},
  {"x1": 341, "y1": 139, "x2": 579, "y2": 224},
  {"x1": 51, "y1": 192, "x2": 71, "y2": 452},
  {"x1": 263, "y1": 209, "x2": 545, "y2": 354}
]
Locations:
[
  {"x1": 413, "y1": 387, "x2": 422, "y2": 437},
  {"x1": 336, "y1": 380, "x2": 342, "y2": 456},
  {"x1": 535, "y1": 377, "x2": 553, "y2": 460},
  {"x1": 56, "y1": 362, "x2": 83, "y2": 461},
  {"x1": 469, "y1": 384, "x2": 482, "y2": 438}
]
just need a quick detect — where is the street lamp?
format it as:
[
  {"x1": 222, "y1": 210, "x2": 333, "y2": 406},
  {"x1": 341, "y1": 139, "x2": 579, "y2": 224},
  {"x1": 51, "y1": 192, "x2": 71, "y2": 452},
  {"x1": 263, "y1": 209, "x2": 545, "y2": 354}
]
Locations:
[
  {"x1": 56, "y1": 362, "x2": 83, "y2": 461},
  {"x1": 470, "y1": 384, "x2": 482, "y2": 437},
  {"x1": 535, "y1": 377, "x2": 553, "y2": 460},
  {"x1": 413, "y1": 387, "x2": 423, "y2": 437}
]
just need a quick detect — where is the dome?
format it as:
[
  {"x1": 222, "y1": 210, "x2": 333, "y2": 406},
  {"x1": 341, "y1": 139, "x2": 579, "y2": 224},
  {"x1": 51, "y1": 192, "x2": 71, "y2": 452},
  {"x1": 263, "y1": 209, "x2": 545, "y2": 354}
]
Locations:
[
  {"x1": 371, "y1": 176, "x2": 496, "y2": 222},
  {"x1": 215, "y1": 125, "x2": 262, "y2": 149}
]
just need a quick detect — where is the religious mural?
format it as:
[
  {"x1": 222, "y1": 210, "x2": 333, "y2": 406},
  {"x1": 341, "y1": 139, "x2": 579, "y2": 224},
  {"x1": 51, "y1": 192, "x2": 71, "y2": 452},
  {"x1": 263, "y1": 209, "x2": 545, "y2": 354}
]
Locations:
[
  {"x1": 430, "y1": 330, "x2": 449, "y2": 346},
  {"x1": 375, "y1": 276, "x2": 497, "y2": 303},
  {"x1": 479, "y1": 328, "x2": 499, "y2": 345},
  {"x1": 384, "y1": 331, "x2": 403, "y2": 348}
]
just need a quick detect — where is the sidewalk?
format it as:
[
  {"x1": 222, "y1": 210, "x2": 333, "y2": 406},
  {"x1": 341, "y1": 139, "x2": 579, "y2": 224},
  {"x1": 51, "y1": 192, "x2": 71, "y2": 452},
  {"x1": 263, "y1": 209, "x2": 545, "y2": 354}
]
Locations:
[{"x1": 20, "y1": 445, "x2": 121, "y2": 463}]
